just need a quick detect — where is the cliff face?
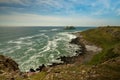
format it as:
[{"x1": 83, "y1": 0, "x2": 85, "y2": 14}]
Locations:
[
  {"x1": 0, "y1": 55, "x2": 19, "y2": 73},
  {"x1": 0, "y1": 55, "x2": 20, "y2": 79},
  {"x1": 0, "y1": 26, "x2": 120, "y2": 80},
  {"x1": 28, "y1": 26, "x2": 120, "y2": 80}
]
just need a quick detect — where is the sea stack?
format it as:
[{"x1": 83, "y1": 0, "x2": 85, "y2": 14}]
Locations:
[{"x1": 64, "y1": 26, "x2": 75, "y2": 30}]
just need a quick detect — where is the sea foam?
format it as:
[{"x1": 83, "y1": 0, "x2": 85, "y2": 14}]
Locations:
[{"x1": 0, "y1": 30, "x2": 80, "y2": 72}]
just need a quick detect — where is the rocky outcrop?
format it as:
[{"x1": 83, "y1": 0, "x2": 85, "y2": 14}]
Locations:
[
  {"x1": 0, "y1": 55, "x2": 19, "y2": 73},
  {"x1": 55, "y1": 37, "x2": 87, "y2": 64},
  {"x1": 64, "y1": 26, "x2": 75, "y2": 30},
  {"x1": 0, "y1": 55, "x2": 20, "y2": 79},
  {"x1": 70, "y1": 37, "x2": 86, "y2": 54},
  {"x1": 27, "y1": 27, "x2": 120, "y2": 80}
]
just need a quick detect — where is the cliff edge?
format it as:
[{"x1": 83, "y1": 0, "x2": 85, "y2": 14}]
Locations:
[
  {"x1": 0, "y1": 26, "x2": 120, "y2": 80},
  {"x1": 0, "y1": 55, "x2": 21, "y2": 79}
]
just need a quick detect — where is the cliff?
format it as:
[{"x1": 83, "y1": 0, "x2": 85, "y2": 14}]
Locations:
[
  {"x1": 0, "y1": 55, "x2": 19, "y2": 72},
  {"x1": 0, "y1": 55, "x2": 21, "y2": 79},
  {"x1": 0, "y1": 26, "x2": 120, "y2": 80},
  {"x1": 26, "y1": 26, "x2": 120, "y2": 80},
  {"x1": 80, "y1": 26, "x2": 120, "y2": 64}
]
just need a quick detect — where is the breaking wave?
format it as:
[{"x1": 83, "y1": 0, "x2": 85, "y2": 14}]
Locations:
[{"x1": 0, "y1": 29, "x2": 80, "y2": 71}]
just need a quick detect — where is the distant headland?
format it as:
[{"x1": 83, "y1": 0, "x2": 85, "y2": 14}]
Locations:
[{"x1": 64, "y1": 26, "x2": 75, "y2": 30}]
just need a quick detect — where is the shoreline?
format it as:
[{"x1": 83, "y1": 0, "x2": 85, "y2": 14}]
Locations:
[
  {"x1": 0, "y1": 30, "x2": 102, "y2": 73},
  {"x1": 0, "y1": 29, "x2": 102, "y2": 79},
  {"x1": 26, "y1": 31, "x2": 102, "y2": 74},
  {"x1": 0, "y1": 27, "x2": 104, "y2": 80},
  {"x1": 0, "y1": 26, "x2": 119, "y2": 80}
]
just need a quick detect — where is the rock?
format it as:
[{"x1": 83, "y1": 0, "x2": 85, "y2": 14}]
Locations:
[
  {"x1": 70, "y1": 37, "x2": 80, "y2": 45},
  {"x1": 49, "y1": 63, "x2": 63, "y2": 67},
  {"x1": 0, "y1": 55, "x2": 21, "y2": 80},
  {"x1": 0, "y1": 55, "x2": 19, "y2": 73},
  {"x1": 29, "y1": 68, "x2": 35, "y2": 72},
  {"x1": 36, "y1": 68, "x2": 41, "y2": 71},
  {"x1": 38, "y1": 64, "x2": 45, "y2": 71},
  {"x1": 70, "y1": 37, "x2": 86, "y2": 54},
  {"x1": 64, "y1": 26, "x2": 75, "y2": 30},
  {"x1": 35, "y1": 64, "x2": 46, "y2": 72},
  {"x1": 58, "y1": 56, "x2": 78, "y2": 64}
]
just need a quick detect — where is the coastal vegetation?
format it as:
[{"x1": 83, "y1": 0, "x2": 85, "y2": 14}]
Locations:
[
  {"x1": 80, "y1": 26, "x2": 120, "y2": 64},
  {"x1": 0, "y1": 26, "x2": 120, "y2": 80}
]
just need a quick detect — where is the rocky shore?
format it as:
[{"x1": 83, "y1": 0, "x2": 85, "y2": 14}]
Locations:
[
  {"x1": 27, "y1": 26, "x2": 120, "y2": 80},
  {"x1": 27, "y1": 35, "x2": 88, "y2": 72},
  {"x1": 0, "y1": 30, "x2": 101, "y2": 79},
  {"x1": 0, "y1": 55, "x2": 20, "y2": 80},
  {"x1": 31, "y1": 32, "x2": 102, "y2": 70},
  {"x1": 0, "y1": 26, "x2": 120, "y2": 80}
]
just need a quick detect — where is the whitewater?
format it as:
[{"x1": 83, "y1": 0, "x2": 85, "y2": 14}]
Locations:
[{"x1": 0, "y1": 27, "x2": 94, "y2": 71}]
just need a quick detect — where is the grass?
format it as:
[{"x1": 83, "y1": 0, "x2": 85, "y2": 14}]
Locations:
[
  {"x1": 20, "y1": 27, "x2": 120, "y2": 80},
  {"x1": 1, "y1": 26, "x2": 120, "y2": 80},
  {"x1": 81, "y1": 27, "x2": 120, "y2": 64},
  {"x1": 29, "y1": 72, "x2": 47, "y2": 80}
]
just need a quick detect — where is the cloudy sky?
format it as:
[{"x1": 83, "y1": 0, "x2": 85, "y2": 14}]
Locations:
[{"x1": 0, "y1": 0, "x2": 120, "y2": 26}]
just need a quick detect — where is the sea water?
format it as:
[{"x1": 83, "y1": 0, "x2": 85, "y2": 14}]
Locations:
[{"x1": 0, "y1": 26, "x2": 94, "y2": 71}]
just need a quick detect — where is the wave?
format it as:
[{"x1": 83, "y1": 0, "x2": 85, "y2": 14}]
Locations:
[
  {"x1": 57, "y1": 32, "x2": 77, "y2": 40},
  {"x1": 18, "y1": 32, "x2": 73, "y2": 71},
  {"x1": 18, "y1": 33, "x2": 46, "y2": 40},
  {"x1": 39, "y1": 28, "x2": 60, "y2": 32},
  {"x1": 39, "y1": 30, "x2": 48, "y2": 32},
  {"x1": 38, "y1": 39, "x2": 58, "y2": 55},
  {"x1": 8, "y1": 33, "x2": 48, "y2": 45},
  {"x1": 51, "y1": 28, "x2": 59, "y2": 31},
  {"x1": 0, "y1": 31, "x2": 80, "y2": 71},
  {"x1": 24, "y1": 48, "x2": 36, "y2": 54}
]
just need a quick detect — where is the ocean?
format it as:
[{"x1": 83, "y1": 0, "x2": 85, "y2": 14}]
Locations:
[{"x1": 0, "y1": 26, "x2": 95, "y2": 71}]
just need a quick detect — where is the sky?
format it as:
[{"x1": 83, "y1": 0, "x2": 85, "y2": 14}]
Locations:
[{"x1": 0, "y1": 0, "x2": 120, "y2": 26}]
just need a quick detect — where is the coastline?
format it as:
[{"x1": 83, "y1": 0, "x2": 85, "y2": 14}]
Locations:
[
  {"x1": 0, "y1": 30, "x2": 101, "y2": 78},
  {"x1": 33, "y1": 31, "x2": 102, "y2": 68},
  {"x1": 0, "y1": 26, "x2": 120, "y2": 80}
]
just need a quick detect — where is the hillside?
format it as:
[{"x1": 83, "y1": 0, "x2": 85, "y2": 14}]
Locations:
[
  {"x1": 28, "y1": 26, "x2": 120, "y2": 80},
  {"x1": 0, "y1": 26, "x2": 120, "y2": 80},
  {"x1": 0, "y1": 55, "x2": 21, "y2": 80},
  {"x1": 80, "y1": 26, "x2": 120, "y2": 64}
]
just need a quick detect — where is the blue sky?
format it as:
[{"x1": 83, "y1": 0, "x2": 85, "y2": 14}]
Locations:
[{"x1": 0, "y1": 0, "x2": 120, "y2": 26}]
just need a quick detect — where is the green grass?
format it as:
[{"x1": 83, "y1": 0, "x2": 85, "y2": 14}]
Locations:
[
  {"x1": 26, "y1": 27, "x2": 120, "y2": 80},
  {"x1": 81, "y1": 27, "x2": 120, "y2": 64},
  {"x1": 1, "y1": 26, "x2": 120, "y2": 80},
  {"x1": 29, "y1": 72, "x2": 47, "y2": 80},
  {"x1": 89, "y1": 63, "x2": 120, "y2": 80}
]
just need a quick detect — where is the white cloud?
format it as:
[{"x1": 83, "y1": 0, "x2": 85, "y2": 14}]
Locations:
[
  {"x1": 0, "y1": 0, "x2": 120, "y2": 26},
  {"x1": 98, "y1": 0, "x2": 110, "y2": 9},
  {"x1": 0, "y1": 13, "x2": 119, "y2": 26},
  {"x1": 116, "y1": 9, "x2": 120, "y2": 16},
  {"x1": 0, "y1": 0, "x2": 22, "y2": 4},
  {"x1": 36, "y1": 0, "x2": 64, "y2": 9},
  {"x1": 0, "y1": 0, "x2": 30, "y2": 6},
  {"x1": 0, "y1": 0, "x2": 119, "y2": 16}
]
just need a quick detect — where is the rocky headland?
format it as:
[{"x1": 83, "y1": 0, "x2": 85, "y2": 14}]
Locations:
[
  {"x1": 64, "y1": 26, "x2": 75, "y2": 30},
  {"x1": 0, "y1": 55, "x2": 21, "y2": 80},
  {"x1": 0, "y1": 26, "x2": 120, "y2": 80}
]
